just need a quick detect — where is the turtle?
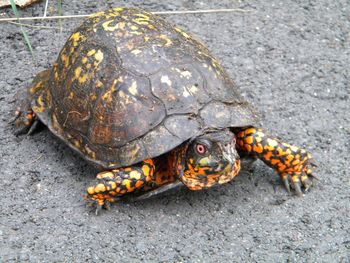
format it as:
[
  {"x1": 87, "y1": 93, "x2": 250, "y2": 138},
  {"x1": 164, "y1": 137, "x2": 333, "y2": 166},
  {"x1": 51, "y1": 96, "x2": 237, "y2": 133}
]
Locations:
[{"x1": 13, "y1": 7, "x2": 317, "y2": 212}]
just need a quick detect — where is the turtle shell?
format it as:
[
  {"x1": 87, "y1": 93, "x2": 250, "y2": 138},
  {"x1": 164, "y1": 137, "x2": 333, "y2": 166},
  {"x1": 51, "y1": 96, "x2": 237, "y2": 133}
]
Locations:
[{"x1": 30, "y1": 7, "x2": 259, "y2": 169}]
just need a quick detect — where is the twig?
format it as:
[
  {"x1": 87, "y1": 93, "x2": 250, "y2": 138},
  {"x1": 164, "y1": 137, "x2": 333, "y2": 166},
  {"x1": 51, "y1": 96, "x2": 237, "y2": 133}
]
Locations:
[
  {"x1": 155, "y1": 8, "x2": 253, "y2": 15},
  {"x1": 7, "y1": 21, "x2": 60, "y2": 29},
  {"x1": 23, "y1": 154, "x2": 43, "y2": 167},
  {"x1": 9, "y1": 0, "x2": 34, "y2": 55},
  {"x1": 43, "y1": 0, "x2": 49, "y2": 17},
  {"x1": 57, "y1": 0, "x2": 62, "y2": 32},
  {"x1": 0, "y1": 8, "x2": 254, "y2": 23}
]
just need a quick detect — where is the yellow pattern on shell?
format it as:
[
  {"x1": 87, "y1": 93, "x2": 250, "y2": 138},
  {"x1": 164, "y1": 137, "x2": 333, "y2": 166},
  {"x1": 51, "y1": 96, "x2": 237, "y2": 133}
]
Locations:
[
  {"x1": 29, "y1": 80, "x2": 43, "y2": 94},
  {"x1": 87, "y1": 49, "x2": 96, "y2": 56},
  {"x1": 102, "y1": 20, "x2": 126, "y2": 31},
  {"x1": 84, "y1": 145, "x2": 96, "y2": 159},
  {"x1": 32, "y1": 95, "x2": 45, "y2": 113},
  {"x1": 69, "y1": 32, "x2": 86, "y2": 47}
]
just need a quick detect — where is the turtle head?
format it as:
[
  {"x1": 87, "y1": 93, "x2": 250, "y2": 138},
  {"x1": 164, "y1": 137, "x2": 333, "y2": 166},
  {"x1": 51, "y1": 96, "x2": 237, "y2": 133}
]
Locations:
[{"x1": 178, "y1": 130, "x2": 241, "y2": 190}]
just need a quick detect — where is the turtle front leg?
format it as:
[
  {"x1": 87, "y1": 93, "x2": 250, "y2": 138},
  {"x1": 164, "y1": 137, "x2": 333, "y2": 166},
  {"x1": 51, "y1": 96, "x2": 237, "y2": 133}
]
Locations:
[
  {"x1": 235, "y1": 127, "x2": 317, "y2": 196},
  {"x1": 85, "y1": 159, "x2": 157, "y2": 214}
]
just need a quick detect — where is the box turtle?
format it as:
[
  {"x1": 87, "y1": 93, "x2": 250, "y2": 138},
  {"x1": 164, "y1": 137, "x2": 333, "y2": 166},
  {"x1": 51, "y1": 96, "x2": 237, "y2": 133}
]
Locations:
[{"x1": 14, "y1": 8, "x2": 317, "y2": 213}]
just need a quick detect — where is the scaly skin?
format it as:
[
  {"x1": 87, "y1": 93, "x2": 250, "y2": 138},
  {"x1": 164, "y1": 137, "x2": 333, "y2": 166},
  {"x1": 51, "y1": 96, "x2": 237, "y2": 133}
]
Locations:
[
  {"x1": 85, "y1": 158, "x2": 177, "y2": 212},
  {"x1": 235, "y1": 127, "x2": 317, "y2": 195},
  {"x1": 12, "y1": 70, "x2": 49, "y2": 136},
  {"x1": 85, "y1": 127, "x2": 317, "y2": 211},
  {"x1": 85, "y1": 131, "x2": 243, "y2": 211},
  {"x1": 86, "y1": 159, "x2": 156, "y2": 208}
]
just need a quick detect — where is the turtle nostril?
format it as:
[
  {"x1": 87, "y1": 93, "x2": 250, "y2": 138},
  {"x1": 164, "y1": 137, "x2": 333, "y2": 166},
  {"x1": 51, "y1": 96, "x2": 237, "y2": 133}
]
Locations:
[{"x1": 232, "y1": 137, "x2": 236, "y2": 144}]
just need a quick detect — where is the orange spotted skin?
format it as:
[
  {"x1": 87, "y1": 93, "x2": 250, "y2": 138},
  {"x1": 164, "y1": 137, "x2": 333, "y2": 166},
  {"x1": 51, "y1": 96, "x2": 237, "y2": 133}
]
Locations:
[
  {"x1": 86, "y1": 157, "x2": 177, "y2": 206},
  {"x1": 236, "y1": 127, "x2": 315, "y2": 193},
  {"x1": 85, "y1": 130, "x2": 241, "y2": 207},
  {"x1": 14, "y1": 108, "x2": 35, "y2": 129},
  {"x1": 86, "y1": 127, "x2": 316, "y2": 208},
  {"x1": 178, "y1": 130, "x2": 241, "y2": 190},
  {"x1": 181, "y1": 159, "x2": 241, "y2": 190}
]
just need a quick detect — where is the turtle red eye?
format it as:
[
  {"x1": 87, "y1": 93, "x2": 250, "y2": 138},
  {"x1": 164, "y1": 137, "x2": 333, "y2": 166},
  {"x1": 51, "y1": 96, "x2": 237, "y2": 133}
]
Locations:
[{"x1": 195, "y1": 143, "x2": 207, "y2": 155}]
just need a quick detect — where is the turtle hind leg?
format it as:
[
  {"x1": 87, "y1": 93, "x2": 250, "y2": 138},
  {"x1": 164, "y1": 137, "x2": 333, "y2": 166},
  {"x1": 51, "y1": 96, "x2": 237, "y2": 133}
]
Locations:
[
  {"x1": 12, "y1": 102, "x2": 38, "y2": 136},
  {"x1": 12, "y1": 70, "x2": 50, "y2": 136},
  {"x1": 235, "y1": 127, "x2": 318, "y2": 196}
]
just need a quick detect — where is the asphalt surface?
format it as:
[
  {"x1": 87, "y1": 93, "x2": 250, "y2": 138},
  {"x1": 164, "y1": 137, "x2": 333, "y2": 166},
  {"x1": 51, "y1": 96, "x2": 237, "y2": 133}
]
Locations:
[{"x1": 1, "y1": 1, "x2": 349, "y2": 262}]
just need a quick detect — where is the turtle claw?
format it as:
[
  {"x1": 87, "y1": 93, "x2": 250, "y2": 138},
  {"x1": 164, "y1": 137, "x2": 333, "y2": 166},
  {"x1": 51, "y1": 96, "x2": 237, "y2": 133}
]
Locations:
[
  {"x1": 292, "y1": 180, "x2": 303, "y2": 197},
  {"x1": 104, "y1": 200, "x2": 111, "y2": 211},
  {"x1": 14, "y1": 125, "x2": 30, "y2": 136},
  {"x1": 281, "y1": 175, "x2": 303, "y2": 196},
  {"x1": 27, "y1": 119, "x2": 40, "y2": 135},
  {"x1": 309, "y1": 173, "x2": 320, "y2": 181},
  {"x1": 281, "y1": 175, "x2": 291, "y2": 193},
  {"x1": 301, "y1": 176, "x2": 313, "y2": 191},
  {"x1": 8, "y1": 107, "x2": 21, "y2": 125},
  {"x1": 95, "y1": 203, "x2": 103, "y2": 215},
  {"x1": 280, "y1": 168, "x2": 318, "y2": 196},
  {"x1": 84, "y1": 194, "x2": 112, "y2": 215}
]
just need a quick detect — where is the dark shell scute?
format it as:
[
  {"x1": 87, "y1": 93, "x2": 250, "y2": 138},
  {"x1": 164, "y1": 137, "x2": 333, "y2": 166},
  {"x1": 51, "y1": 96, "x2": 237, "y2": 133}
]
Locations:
[
  {"x1": 88, "y1": 73, "x2": 166, "y2": 147},
  {"x1": 200, "y1": 101, "x2": 232, "y2": 129},
  {"x1": 52, "y1": 43, "x2": 120, "y2": 136},
  {"x1": 164, "y1": 115, "x2": 201, "y2": 140},
  {"x1": 115, "y1": 139, "x2": 148, "y2": 168},
  {"x1": 149, "y1": 65, "x2": 210, "y2": 115},
  {"x1": 142, "y1": 125, "x2": 182, "y2": 158},
  {"x1": 193, "y1": 60, "x2": 243, "y2": 104},
  {"x1": 200, "y1": 101, "x2": 258, "y2": 129}
]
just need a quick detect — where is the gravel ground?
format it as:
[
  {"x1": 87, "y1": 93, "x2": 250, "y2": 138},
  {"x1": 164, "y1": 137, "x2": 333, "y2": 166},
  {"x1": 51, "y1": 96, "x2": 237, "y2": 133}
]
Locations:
[{"x1": 1, "y1": 1, "x2": 349, "y2": 262}]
